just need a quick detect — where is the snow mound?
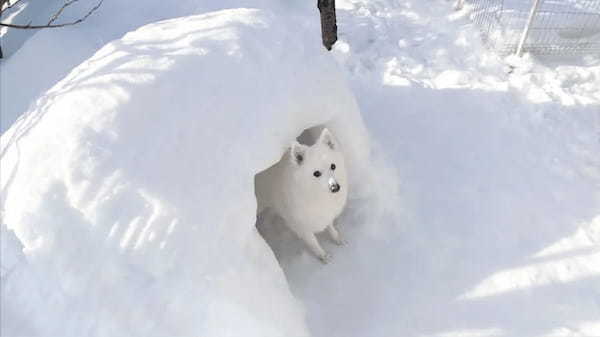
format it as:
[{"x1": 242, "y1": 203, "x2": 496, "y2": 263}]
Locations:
[
  {"x1": 0, "y1": 0, "x2": 314, "y2": 133},
  {"x1": 1, "y1": 9, "x2": 375, "y2": 337}
]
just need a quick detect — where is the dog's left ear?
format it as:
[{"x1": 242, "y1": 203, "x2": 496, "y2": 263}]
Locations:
[{"x1": 318, "y1": 128, "x2": 336, "y2": 150}]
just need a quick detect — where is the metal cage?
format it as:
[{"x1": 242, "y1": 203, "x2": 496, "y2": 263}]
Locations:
[{"x1": 463, "y1": 0, "x2": 600, "y2": 55}]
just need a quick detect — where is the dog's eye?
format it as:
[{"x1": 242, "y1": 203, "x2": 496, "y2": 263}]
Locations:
[
  {"x1": 313, "y1": 171, "x2": 321, "y2": 178},
  {"x1": 330, "y1": 163, "x2": 336, "y2": 170}
]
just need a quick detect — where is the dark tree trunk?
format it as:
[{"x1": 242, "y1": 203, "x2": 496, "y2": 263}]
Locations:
[
  {"x1": 317, "y1": 0, "x2": 337, "y2": 51},
  {"x1": 0, "y1": 0, "x2": 4, "y2": 58}
]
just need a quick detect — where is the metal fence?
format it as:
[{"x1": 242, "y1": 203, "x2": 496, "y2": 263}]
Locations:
[{"x1": 459, "y1": 0, "x2": 600, "y2": 56}]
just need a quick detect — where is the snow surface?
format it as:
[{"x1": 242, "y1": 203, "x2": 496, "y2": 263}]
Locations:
[
  {"x1": 2, "y1": 0, "x2": 600, "y2": 336},
  {"x1": 1, "y1": 8, "x2": 378, "y2": 337},
  {"x1": 0, "y1": 0, "x2": 313, "y2": 133},
  {"x1": 268, "y1": 1, "x2": 600, "y2": 336}
]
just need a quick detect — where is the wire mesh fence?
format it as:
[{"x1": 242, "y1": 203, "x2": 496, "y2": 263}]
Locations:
[{"x1": 462, "y1": 0, "x2": 600, "y2": 55}]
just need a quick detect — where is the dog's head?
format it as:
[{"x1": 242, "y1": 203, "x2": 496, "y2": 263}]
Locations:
[{"x1": 289, "y1": 128, "x2": 347, "y2": 195}]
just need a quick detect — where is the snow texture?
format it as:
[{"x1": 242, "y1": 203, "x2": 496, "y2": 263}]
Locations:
[
  {"x1": 2, "y1": 0, "x2": 600, "y2": 337},
  {"x1": 270, "y1": 1, "x2": 600, "y2": 336},
  {"x1": 1, "y1": 8, "x2": 376, "y2": 337},
  {"x1": 0, "y1": 0, "x2": 313, "y2": 133}
]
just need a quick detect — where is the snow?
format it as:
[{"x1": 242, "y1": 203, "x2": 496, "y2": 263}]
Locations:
[
  {"x1": 271, "y1": 1, "x2": 600, "y2": 336},
  {"x1": 0, "y1": 0, "x2": 313, "y2": 133},
  {"x1": 1, "y1": 8, "x2": 375, "y2": 337},
  {"x1": 2, "y1": 0, "x2": 600, "y2": 336}
]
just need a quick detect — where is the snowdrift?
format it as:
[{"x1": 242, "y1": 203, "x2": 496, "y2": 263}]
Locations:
[
  {"x1": 0, "y1": 0, "x2": 314, "y2": 133},
  {"x1": 1, "y1": 9, "x2": 375, "y2": 337}
]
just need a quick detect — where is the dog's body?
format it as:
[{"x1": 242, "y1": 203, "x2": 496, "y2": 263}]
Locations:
[{"x1": 255, "y1": 129, "x2": 347, "y2": 263}]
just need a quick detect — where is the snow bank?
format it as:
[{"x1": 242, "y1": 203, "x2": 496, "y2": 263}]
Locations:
[
  {"x1": 5, "y1": 0, "x2": 598, "y2": 336},
  {"x1": 1, "y1": 8, "x2": 376, "y2": 337},
  {"x1": 0, "y1": 0, "x2": 314, "y2": 133},
  {"x1": 273, "y1": 1, "x2": 600, "y2": 336}
]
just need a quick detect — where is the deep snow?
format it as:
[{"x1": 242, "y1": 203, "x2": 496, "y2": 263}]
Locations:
[
  {"x1": 0, "y1": 0, "x2": 314, "y2": 133},
  {"x1": 2, "y1": 0, "x2": 600, "y2": 337},
  {"x1": 268, "y1": 1, "x2": 600, "y2": 336},
  {"x1": 1, "y1": 8, "x2": 378, "y2": 337}
]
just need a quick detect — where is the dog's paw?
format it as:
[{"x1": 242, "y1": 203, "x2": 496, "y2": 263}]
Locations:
[{"x1": 318, "y1": 252, "x2": 332, "y2": 264}]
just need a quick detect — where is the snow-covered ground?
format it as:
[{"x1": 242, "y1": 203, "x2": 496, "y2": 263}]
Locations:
[
  {"x1": 263, "y1": 1, "x2": 600, "y2": 336},
  {"x1": 2, "y1": 0, "x2": 600, "y2": 337}
]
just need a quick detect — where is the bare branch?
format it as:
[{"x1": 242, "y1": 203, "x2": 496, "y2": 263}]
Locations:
[
  {"x1": 0, "y1": 0, "x2": 10, "y2": 12},
  {"x1": 0, "y1": 0, "x2": 103, "y2": 29},
  {"x1": 48, "y1": 0, "x2": 79, "y2": 25},
  {"x1": 1, "y1": 0, "x2": 25, "y2": 14}
]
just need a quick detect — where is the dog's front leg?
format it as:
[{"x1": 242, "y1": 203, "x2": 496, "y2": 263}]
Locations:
[
  {"x1": 326, "y1": 224, "x2": 346, "y2": 246},
  {"x1": 297, "y1": 230, "x2": 330, "y2": 263}
]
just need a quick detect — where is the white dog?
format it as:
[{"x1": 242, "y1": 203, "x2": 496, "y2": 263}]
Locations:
[{"x1": 255, "y1": 128, "x2": 348, "y2": 263}]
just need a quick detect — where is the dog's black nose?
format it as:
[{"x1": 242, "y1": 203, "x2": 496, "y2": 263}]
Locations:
[{"x1": 330, "y1": 183, "x2": 341, "y2": 193}]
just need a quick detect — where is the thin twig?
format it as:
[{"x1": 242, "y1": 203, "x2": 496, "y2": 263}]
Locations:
[
  {"x1": 0, "y1": 0, "x2": 103, "y2": 29},
  {"x1": 1, "y1": 0, "x2": 25, "y2": 14},
  {"x1": 48, "y1": 0, "x2": 79, "y2": 25}
]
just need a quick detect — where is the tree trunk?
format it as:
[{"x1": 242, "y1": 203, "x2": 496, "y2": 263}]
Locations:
[
  {"x1": 0, "y1": 0, "x2": 5, "y2": 58},
  {"x1": 317, "y1": 0, "x2": 337, "y2": 50}
]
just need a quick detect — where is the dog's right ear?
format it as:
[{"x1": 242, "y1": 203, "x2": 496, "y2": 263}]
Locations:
[{"x1": 290, "y1": 142, "x2": 308, "y2": 166}]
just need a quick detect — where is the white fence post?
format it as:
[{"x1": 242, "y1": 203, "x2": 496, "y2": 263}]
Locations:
[{"x1": 516, "y1": 0, "x2": 543, "y2": 56}]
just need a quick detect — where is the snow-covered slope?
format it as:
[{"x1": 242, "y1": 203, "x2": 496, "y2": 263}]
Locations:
[
  {"x1": 267, "y1": 1, "x2": 600, "y2": 337},
  {"x1": 0, "y1": 8, "x2": 382, "y2": 337},
  {"x1": 1, "y1": 0, "x2": 599, "y2": 336},
  {"x1": 0, "y1": 0, "x2": 313, "y2": 134}
]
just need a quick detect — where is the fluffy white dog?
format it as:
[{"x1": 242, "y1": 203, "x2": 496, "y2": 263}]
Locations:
[{"x1": 255, "y1": 128, "x2": 348, "y2": 263}]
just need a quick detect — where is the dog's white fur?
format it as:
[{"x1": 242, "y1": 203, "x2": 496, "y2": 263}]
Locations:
[{"x1": 255, "y1": 128, "x2": 348, "y2": 263}]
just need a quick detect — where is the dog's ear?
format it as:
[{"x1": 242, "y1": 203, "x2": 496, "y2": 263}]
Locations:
[
  {"x1": 318, "y1": 128, "x2": 336, "y2": 150},
  {"x1": 290, "y1": 142, "x2": 308, "y2": 166}
]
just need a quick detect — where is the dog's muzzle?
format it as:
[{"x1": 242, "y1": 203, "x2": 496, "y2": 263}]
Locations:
[
  {"x1": 328, "y1": 177, "x2": 341, "y2": 193},
  {"x1": 330, "y1": 183, "x2": 341, "y2": 193}
]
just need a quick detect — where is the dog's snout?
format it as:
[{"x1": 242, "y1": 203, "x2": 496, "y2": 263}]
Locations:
[
  {"x1": 327, "y1": 177, "x2": 341, "y2": 193},
  {"x1": 330, "y1": 183, "x2": 341, "y2": 193}
]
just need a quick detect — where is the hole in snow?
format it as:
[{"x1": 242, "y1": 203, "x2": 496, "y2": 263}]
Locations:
[{"x1": 296, "y1": 124, "x2": 327, "y2": 146}]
